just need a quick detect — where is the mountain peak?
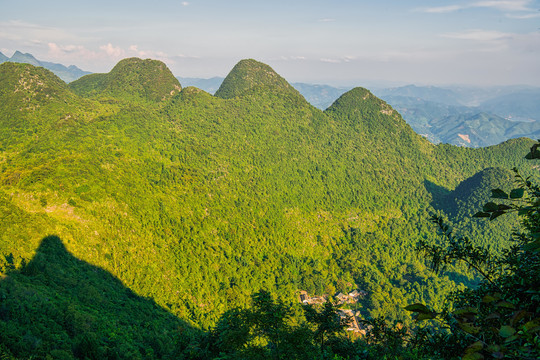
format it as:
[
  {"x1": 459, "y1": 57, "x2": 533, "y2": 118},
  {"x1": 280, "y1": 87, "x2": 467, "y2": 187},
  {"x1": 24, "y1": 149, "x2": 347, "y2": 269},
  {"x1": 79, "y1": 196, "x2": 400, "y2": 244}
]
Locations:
[
  {"x1": 111, "y1": 57, "x2": 167, "y2": 72},
  {"x1": 0, "y1": 62, "x2": 72, "y2": 103},
  {"x1": 215, "y1": 59, "x2": 300, "y2": 99},
  {"x1": 324, "y1": 86, "x2": 432, "y2": 152},
  {"x1": 70, "y1": 57, "x2": 181, "y2": 102},
  {"x1": 9, "y1": 51, "x2": 41, "y2": 67},
  {"x1": 326, "y1": 87, "x2": 391, "y2": 115}
]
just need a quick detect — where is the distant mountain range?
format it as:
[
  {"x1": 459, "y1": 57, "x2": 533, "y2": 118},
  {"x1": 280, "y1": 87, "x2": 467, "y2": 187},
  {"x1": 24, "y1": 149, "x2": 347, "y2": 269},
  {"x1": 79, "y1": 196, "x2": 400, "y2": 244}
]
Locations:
[
  {"x1": 0, "y1": 50, "x2": 91, "y2": 83},
  {"x1": 179, "y1": 77, "x2": 540, "y2": 148},
  {"x1": 5, "y1": 51, "x2": 540, "y2": 147},
  {"x1": 176, "y1": 76, "x2": 224, "y2": 94},
  {"x1": 373, "y1": 85, "x2": 540, "y2": 147},
  {"x1": 178, "y1": 76, "x2": 351, "y2": 110}
]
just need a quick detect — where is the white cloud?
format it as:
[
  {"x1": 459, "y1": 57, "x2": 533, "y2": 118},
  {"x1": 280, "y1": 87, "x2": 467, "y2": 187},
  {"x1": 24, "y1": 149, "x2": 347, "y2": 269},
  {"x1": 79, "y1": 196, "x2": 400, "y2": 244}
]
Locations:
[
  {"x1": 438, "y1": 29, "x2": 540, "y2": 58},
  {"x1": 442, "y1": 29, "x2": 512, "y2": 41},
  {"x1": 126, "y1": 45, "x2": 174, "y2": 62},
  {"x1": 419, "y1": 0, "x2": 539, "y2": 18},
  {"x1": 172, "y1": 53, "x2": 199, "y2": 59},
  {"x1": 274, "y1": 56, "x2": 307, "y2": 61},
  {"x1": 0, "y1": 20, "x2": 74, "y2": 42},
  {"x1": 45, "y1": 40, "x2": 197, "y2": 67},
  {"x1": 181, "y1": 1, "x2": 189, "y2": 6},
  {"x1": 320, "y1": 58, "x2": 341, "y2": 63},
  {"x1": 319, "y1": 56, "x2": 358, "y2": 64},
  {"x1": 474, "y1": 0, "x2": 532, "y2": 12},
  {"x1": 47, "y1": 42, "x2": 171, "y2": 63},
  {"x1": 100, "y1": 43, "x2": 126, "y2": 58},
  {"x1": 423, "y1": 5, "x2": 463, "y2": 13},
  {"x1": 506, "y1": 12, "x2": 540, "y2": 18},
  {"x1": 318, "y1": 18, "x2": 336, "y2": 22},
  {"x1": 47, "y1": 42, "x2": 102, "y2": 62},
  {"x1": 43, "y1": 42, "x2": 180, "y2": 71},
  {"x1": 352, "y1": 50, "x2": 448, "y2": 63}
]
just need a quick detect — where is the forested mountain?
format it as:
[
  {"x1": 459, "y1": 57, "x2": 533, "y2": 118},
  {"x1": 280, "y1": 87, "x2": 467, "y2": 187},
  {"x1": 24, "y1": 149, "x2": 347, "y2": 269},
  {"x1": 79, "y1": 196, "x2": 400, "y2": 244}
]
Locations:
[
  {"x1": 374, "y1": 85, "x2": 540, "y2": 147},
  {"x1": 70, "y1": 57, "x2": 182, "y2": 102},
  {"x1": 0, "y1": 50, "x2": 91, "y2": 83},
  {"x1": 214, "y1": 59, "x2": 301, "y2": 99},
  {"x1": 0, "y1": 58, "x2": 536, "y2": 358},
  {"x1": 3, "y1": 49, "x2": 538, "y2": 145},
  {"x1": 180, "y1": 76, "x2": 540, "y2": 147},
  {"x1": 382, "y1": 96, "x2": 540, "y2": 147},
  {"x1": 178, "y1": 77, "x2": 349, "y2": 110},
  {"x1": 435, "y1": 167, "x2": 518, "y2": 253},
  {"x1": 481, "y1": 88, "x2": 540, "y2": 122}
]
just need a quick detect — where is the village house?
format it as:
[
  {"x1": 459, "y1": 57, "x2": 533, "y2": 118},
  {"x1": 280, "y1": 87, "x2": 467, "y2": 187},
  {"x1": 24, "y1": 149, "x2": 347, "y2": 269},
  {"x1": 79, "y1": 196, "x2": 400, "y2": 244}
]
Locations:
[
  {"x1": 297, "y1": 289, "x2": 370, "y2": 334},
  {"x1": 297, "y1": 290, "x2": 327, "y2": 305}
]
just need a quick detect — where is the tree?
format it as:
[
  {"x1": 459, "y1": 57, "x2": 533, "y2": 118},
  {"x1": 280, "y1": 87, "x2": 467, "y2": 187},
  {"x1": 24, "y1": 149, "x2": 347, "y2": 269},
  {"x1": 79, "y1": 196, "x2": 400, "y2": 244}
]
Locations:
[
  {"x1": 207, "y1": 290, "x2": 316, "y2": 359},
  {"x1": 407, "y1": 142, "x2": 540, "y2": 359},
  {"x1": 303, "y1": 301, "x2": 348, "y2": 351}
]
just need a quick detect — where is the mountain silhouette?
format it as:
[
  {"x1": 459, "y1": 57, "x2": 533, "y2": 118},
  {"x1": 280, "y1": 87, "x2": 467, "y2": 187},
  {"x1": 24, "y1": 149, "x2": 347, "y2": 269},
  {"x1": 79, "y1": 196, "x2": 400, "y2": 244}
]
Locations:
[
  {"x1": 0, "y1": 235, "x2": 200, "y2": 359},
  {"x1": 0, "y1": 51, "x2": 91, "y2": 82}
]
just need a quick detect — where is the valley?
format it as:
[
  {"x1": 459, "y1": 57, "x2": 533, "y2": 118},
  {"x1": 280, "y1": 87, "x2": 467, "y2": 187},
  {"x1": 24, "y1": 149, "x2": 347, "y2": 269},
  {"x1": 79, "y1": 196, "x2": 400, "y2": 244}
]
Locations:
[{"x1": 0, "y1": 57, "x2": 538, "y2": 359}]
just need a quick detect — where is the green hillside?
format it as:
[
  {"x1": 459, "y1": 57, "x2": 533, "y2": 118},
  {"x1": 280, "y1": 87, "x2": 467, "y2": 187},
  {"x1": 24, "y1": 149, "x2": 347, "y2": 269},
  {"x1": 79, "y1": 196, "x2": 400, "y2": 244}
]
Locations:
[
  {"x1": 375, "y1": 90, "x2": 540, "y2": 147},
  {"x1": 214, "y1": 59, "x2": 301, "y2": 99},
  {"x1": 435, "y1": 167, "x2": 518, "y2": 253},
  {"x1": 0, "y1": 59, "x2": 536, "y2": 359},
  {"x1": 70, "y1": 57, "x2": 181, "y2": 102},
  {"x1": 0, "y1": 236, "x2": 197, "y2": 359},
  {"x1": 443, "y1": 167, "x2": 515, "y2": 218}
]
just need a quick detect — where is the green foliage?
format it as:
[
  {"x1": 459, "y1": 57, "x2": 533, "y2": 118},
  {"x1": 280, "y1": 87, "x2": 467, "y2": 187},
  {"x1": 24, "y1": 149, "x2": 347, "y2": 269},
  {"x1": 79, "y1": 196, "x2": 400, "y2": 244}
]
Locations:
[
  {"x1": 304, "y1": 301, "x2": 347, "y2": 349},
  {"x1": 206, "y1": 290, "x2": 319, "y2": 359},
  {"x1": 70, "y1": 57, "x2": 181, "y2": 102},
  {"x1": 0, "y1": 236, "x2": 198, "y2": 359},
  {"x1": 206, "y1": 290, "x2": 420, "y2": 360},
  {"x1": 407, "y1": 144, "x2": 540, "y2": 359},
  {"x1": 214, "y1": 59, "x2": 300, "y2": 99},
  {"x1": 0, "y1": 58, "x2": 537, "y2": 358}
]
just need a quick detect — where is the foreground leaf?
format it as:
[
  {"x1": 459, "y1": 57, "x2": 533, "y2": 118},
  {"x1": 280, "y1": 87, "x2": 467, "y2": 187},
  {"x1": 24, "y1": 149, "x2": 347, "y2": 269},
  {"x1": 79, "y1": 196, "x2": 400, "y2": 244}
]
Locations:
[{"x1": 499, "y1": 325, "x2": 516, "y2": 338}]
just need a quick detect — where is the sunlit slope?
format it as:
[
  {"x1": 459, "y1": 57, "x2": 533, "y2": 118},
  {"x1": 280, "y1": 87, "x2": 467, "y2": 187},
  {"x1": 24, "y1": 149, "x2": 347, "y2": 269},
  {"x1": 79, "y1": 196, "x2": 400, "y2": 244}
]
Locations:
[
  {"x1": 70, "y1": 57, "x2": 182, "y2": 102},
  {"x1": 0, "y1": 59, "x2": 535, "y2": 329}
]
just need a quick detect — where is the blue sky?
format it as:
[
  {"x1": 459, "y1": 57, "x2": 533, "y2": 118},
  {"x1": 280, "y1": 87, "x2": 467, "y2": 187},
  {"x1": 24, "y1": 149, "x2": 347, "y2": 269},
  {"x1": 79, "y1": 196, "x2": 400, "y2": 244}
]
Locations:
[{"x1": 1, "y1": 0, "x2": 539, "y2": 86}]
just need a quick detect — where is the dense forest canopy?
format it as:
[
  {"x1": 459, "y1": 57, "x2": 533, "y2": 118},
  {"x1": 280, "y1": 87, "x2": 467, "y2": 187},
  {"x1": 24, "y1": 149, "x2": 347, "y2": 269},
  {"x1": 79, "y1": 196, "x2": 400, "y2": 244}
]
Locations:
[{"x1": 0, "y1": 58, "x2": 537, "y2": 359}]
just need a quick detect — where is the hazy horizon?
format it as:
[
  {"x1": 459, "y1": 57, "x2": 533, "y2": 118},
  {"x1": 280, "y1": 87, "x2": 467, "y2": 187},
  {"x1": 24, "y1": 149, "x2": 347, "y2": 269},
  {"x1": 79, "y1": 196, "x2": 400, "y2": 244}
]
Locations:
[{"x1": 2, "y1": 0, "x2": 540, "y2": 87}]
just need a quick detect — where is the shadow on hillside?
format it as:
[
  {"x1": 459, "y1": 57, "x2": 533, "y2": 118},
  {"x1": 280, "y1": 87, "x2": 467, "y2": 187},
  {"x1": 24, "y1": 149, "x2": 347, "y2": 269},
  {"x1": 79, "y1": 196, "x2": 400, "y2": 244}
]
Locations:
[
  {"x1": 424, "y1": 179, "x2": 451, "y2": 211},
  {"x1": 0, "y1": 235, "x2": 202, "y2": 360}
]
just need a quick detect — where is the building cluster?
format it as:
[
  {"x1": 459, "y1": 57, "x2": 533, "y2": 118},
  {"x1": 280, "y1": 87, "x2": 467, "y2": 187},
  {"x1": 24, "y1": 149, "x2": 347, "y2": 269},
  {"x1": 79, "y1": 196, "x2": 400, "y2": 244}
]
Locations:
[
  {"x1": 298, "y1": 289, "x2": 367, "y2": 306},
  {"x1": 337, "y1": 309, "x2": 370, "y2": 335},
  {"x1": 334, "y1": 289, "x2": 368, "y2": 305},
  {"x1": 297, "y1": 289, "x2": 370, "y2": 334}
]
